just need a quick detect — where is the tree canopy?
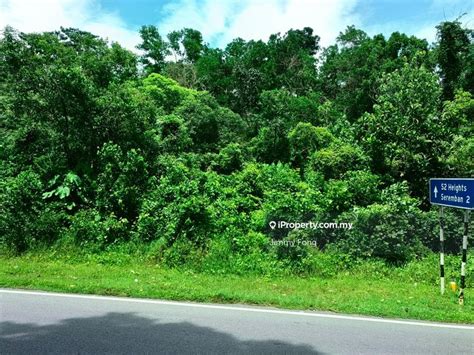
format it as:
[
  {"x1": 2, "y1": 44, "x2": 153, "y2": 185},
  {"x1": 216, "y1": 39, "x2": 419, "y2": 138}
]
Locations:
[{"x1": 1, "y1": 20, "x2": 472, "y2": 268}]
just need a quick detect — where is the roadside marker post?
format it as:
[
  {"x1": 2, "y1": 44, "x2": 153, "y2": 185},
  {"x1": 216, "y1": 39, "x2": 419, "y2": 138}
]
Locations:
[
  {"x1": 429, "y1": 178, "x2": 473, "y2": 304},
  {"x1": 459, "y1": 211, "x2": 470, "y2": 305},
  {"x1": 439, "y1": 206, "x2": 445, "y2": 295}
]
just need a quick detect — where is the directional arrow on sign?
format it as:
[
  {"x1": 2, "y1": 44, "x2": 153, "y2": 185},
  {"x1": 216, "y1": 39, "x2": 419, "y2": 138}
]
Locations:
[{"x1": 434, "y1": 186, "x2": 438, "y2": 198}]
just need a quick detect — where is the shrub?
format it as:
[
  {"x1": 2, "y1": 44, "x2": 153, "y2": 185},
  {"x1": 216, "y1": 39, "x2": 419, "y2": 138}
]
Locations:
[
  {"x1": 136, "y1": 157, "x2": 212, "y2": 246},
  {"x1": 42, "y1": 172, "x2": 86, "y2": 211},
  {"x1": 323, "y1": 171, "x2": 381, "y2": 215},
  {"x1": 96, "y1": 143, "x2": 148, "y2": 221},
  {"x1": 213, "y1": 143, "x2": 244, "y2": 174},
  {"x1": 175, "y1": 96, "x2": 220, "y2": 152},
  {"x1": 343, "y1": 170, "x2": 381, "y2": 207},
  {"x1": 250, "y1": 126, "x2": 290, "y2": 164},
  {"x1": 259, "y1": 163, "x2": 324, "y2": 239},
  {"x1": 156, "y1": 114, "x2": 192, "y2": 154},
  {"x1": 310, "y1": 140, "x2": 368, "y2": 179},
  {"x1": 0, "y1": 171, "x2": 44, "y2": 252},
  {"x1": 32, "y1": 202, "x2": 68, "y2": 247},
  {"x1": 288, "y1": 123, "x2": 334, "y2": 168},
  {"x1": 299, "y1": 249, "x2": 360, "y2": 277},
  {"x1": 332, "y1": 182, "x2": 429, "y2": 264},
  {"x1": 142, "y1": 73, "x2": 197, "y2": 112},
  {"x1": 65, "y1": 209, "x2": 129, "y2": 249},
  {"x1": 273, "y1": 229, "x2": 315, "y2": 268}
]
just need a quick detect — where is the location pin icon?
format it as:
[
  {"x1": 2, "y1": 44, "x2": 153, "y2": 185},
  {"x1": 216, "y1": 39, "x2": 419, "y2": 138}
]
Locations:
[{"x1": 269, "y1": 221, "x2": 277, "y2": 230}]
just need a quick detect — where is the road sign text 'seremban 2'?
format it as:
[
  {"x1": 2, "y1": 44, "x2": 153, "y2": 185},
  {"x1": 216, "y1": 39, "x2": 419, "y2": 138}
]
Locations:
[{"x1": 429, "y1": 178, "x2": 474, "y2": 210}]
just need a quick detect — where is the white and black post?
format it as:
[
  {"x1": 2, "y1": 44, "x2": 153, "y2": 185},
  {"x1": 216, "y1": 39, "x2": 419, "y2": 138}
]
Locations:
[
  {"x1": 459, "y1": 210, "x2": 470, "y2": 305},
  {"x1": 439, "y1": 206, "x2": 445, "y2": 295}
]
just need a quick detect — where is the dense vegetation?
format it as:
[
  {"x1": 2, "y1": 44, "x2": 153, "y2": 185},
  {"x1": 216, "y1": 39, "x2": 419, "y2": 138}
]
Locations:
[{"x1": 1, "y1": 20, "x2": 473, "y2": 277}]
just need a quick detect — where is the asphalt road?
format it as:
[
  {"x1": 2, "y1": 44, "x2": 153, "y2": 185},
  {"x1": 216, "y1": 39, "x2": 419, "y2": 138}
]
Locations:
[{"x1": 1, "y1": 289, "x2": 473, "y2": 354}]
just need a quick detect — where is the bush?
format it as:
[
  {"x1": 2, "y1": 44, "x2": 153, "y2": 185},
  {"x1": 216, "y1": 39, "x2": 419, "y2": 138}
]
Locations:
[
  {"x1": 250, "y1": 126, "x2": 291, "y2": 164},
  {"x1": 136, "y1": 157, "x2": 212, "y2": 246},
  {"x1": 259, "y1": 163, "x2": 324, "y2": 239},
  {"x1": 299, "y1": 249, "x2": 360, "y2": 277},
  {"x1": 0, "y1": 171, "x2": 44, "y2": 252},
  {"x1": 32, "y1": 203, "x2": 68, "y2": 247},
  {"x1": 332, "y1": 182, "x2": 429, "y2": 264},
  {"x1": 175, "y1": 96, "x2": 220, "y2": 152},
  {"x1": 161, "y1": 238, "x2": 204, "y2": 268},
  {"x1": 310, "y1": 140, "x2": 368, "y2": 179},
  {"x1": 95, "y1": 143, "x2": 148, "y2": 221},
  {"x1": 65, "y1": 209, "x2": 129, "y2": 250},
  {"x1": 213, "y1": 143, "x2": 244, "y2": 174},
  {"x1": 322, "y1": 171, "x2": 381, "y2": 215},
  {"x1": 142, "y1": 73, "x2": 197, "y2": 112},
  {"x1": 288, "y1": 123, "x2": 334, "y2": 168},
  {"x1": 273, "y1": 229, "x2": 315, "y2": 268},
  {"x1": 156, "y1": 114, "x2": 192, "y2": 154}
]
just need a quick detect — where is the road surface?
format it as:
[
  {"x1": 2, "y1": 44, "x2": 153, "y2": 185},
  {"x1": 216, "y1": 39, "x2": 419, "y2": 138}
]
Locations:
[{"x1": 1, "y1": 289, "x2": 473, "y2": 354}]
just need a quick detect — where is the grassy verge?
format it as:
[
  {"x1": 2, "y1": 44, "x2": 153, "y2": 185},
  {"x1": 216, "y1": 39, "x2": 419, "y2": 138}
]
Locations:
[{"x1": 1, "y1": 252, "x2": 473, "y2": 324}]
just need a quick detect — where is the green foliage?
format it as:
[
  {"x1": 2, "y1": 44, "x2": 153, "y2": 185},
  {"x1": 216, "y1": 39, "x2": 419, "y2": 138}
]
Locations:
[
  {"x1": 359, "y1": 57, "x2": 445, "y2": 195},
  {"x1": 441, "y1": 90, "x2": 474, "y2": 136},
  {"x1": 155, "y1": 114, "x2": 192, "y2": 154},
  {"x1": 65, "y1": 209, "x2": 129, "y2": 250},
  {"x1": 213, "y1": 143, "x2": 244, "y2": 174},
  {"x1": 333, "y1": 182, "x2": 430, "y2": 264},
  {"x1": 199, "y1": 231, "x2": 283, "y2": 276},
  {"x1": 94, "y1": 81, "x2": 158, "y2": 153},
  {"x1": 342, "y1": 170, "x2": 381, "y2": 207},
  {"x1": 261, "y1": 163, "x2": 323, "y2": 227},
  {"x1": 319, "y1": 26, "x2": 430, "y2": 121},
  {"x1": 288, "y1": 123, "x2": 334, "y2": 168},
  {"x1": 310, "y1": 140, "x2": 368, "y2": 179},
  {"x1": 174, "y1": 96, "x2": 220, "y2": 151},
  {"x1": 167, "y1": 28, "x2": 204, "y2": 63},
  {"x1": 194, "y1": 28, "x2": 319, "y2": 115},
  {"x1": 96, "y1": 143, "x2": 148, "y2": 221},
  {"x1": 319, "y1": 170, "x2": 381, "y2": 222},
  {"x1": 444, "y1": 136, "x2": 474, "y2": 177},
  {"x1": 0, "y1": 171, "x2": 65, "y2": 252},
  {"x1": 136, "y1": 156, "x2": 212, "y2": 247},
  {"x1": 440, "y1": 91, "x2": 474, "y2": 176},
  {"x1": 436, "y1": 20, "x2": 473, "y2": 100},
  {"x1": 1, "y1": 21, "x2": 472, "y2": 274},
  {"x1": 142, "y1": 73, "x2": 197, "y2": 112},
  {"x1": 42, "y1": 172, "x2": 84, "y2": 211},
  {"x1": 137, "y1": 25, "x2": 168, "y2": 73}
]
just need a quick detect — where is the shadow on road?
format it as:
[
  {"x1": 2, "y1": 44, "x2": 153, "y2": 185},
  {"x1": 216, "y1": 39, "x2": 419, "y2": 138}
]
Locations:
[{"x1": 0, "y1": 312, "x2": 321, "y2": 354}]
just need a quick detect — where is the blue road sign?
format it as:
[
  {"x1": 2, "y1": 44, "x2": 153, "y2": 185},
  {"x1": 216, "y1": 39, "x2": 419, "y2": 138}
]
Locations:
[{"x1": 429, "y1": 178, "x2": 474, "y2": 210}]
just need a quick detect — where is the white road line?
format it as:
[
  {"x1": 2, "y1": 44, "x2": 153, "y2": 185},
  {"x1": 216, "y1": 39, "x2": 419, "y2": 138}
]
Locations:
[{"x1": 1, "y1": 289, "x2": 473, "y2": 330}]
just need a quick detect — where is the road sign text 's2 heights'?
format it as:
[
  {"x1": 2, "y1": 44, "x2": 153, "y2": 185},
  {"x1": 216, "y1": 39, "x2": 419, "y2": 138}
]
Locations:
[{"x1": 430, "y1": 178, "x2": 473, "y2": 210}]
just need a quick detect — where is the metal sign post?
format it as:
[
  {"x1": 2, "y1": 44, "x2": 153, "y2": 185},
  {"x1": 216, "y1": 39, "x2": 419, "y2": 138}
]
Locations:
[
  {"x1": 459, "y1": 211, "x2": 470, "y2": 305},
  {"x1": 439, "y1": 206, "x2": 445, "y2": 295},
  {"x1": 429, "y1": 178, "x2": 473, "y2": 304}
]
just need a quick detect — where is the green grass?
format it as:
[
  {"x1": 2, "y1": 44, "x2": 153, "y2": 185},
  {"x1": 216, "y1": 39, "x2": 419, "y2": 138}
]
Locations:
[{"x1": 1, "y1": 252, "x2": 473, "y2": 324}]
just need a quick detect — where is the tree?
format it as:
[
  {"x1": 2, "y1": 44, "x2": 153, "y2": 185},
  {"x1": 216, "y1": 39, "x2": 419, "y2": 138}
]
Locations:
[
  {"x1": 195, "y1": 28, "x2": 320, "y2": 115},
  {"x1": 358, "y1": 56, "x2": 444, "y2": 196},
  {"x1": 167, "y1": 28, "x2": 204, "y2": 63},
  {"x1": 436, "y1": 19, "x2": 473, "y2": 100},
  {"x1": 319, "y1": 26, "x2": 429, "y2": 122},
  {"x1": 441, "y1": 90, "x2": 474, "y2": 176},
  {"x1": 137, "y1": 25, "x2": 168, "y2": 73},
  {"x1": 288, "y1": 123, "x2": 334, "y2": 169},
  {"x1": 266, "y1": 27, "x2": 319, "y2": 94}
]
